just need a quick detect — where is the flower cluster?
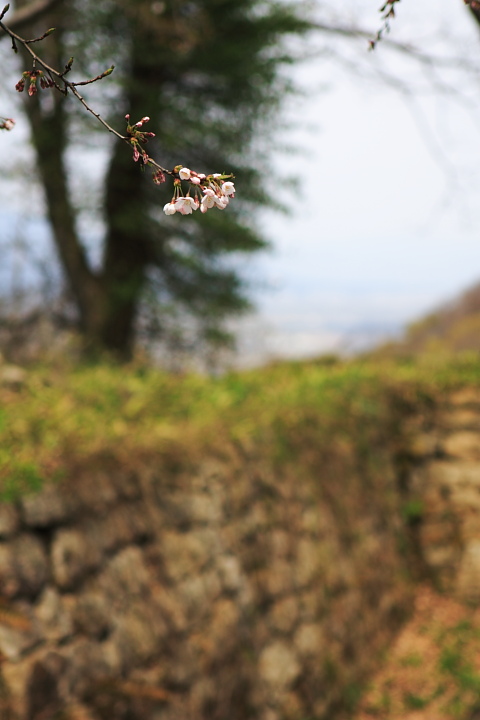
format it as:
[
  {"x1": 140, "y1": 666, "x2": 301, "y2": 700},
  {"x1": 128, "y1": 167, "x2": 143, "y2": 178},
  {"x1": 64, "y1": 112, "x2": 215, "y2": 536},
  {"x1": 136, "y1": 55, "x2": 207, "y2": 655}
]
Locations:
[
  {"x1": 125, "y1": 114, "x2": 155, "y2": 165},
  {"x1": 0, "y1": 117, "x2": 15, "y2": 131},
  {"x1": 15, "y1": 70, "x2": 54, "y2": 96},
  {"x1": 1, "y1": 8, "x2": 236, "y2": 221},
  {"x1": 163, "y1": 167, "x2": 235, "y2": 216}
]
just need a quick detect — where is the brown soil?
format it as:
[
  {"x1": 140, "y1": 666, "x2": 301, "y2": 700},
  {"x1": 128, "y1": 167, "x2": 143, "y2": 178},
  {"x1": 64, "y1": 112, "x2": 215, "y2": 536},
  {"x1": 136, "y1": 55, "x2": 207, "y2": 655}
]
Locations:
[{"x1": 355, "y1": 585, "x2": 480, "y2": 720}]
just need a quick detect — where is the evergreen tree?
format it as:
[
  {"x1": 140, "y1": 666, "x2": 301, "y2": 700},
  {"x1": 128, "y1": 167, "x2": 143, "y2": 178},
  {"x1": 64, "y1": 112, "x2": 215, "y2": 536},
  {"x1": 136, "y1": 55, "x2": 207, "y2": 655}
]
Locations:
[{"x1": 11, "y1": 0, "x2": 311, "y2": 359}]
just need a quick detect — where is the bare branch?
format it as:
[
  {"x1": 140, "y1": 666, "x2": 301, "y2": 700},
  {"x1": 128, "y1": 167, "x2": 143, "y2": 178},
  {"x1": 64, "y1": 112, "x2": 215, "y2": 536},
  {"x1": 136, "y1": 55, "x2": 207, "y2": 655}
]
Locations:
[{"x1": 310, "y1": 20, "x2": 480, "y2": 76}]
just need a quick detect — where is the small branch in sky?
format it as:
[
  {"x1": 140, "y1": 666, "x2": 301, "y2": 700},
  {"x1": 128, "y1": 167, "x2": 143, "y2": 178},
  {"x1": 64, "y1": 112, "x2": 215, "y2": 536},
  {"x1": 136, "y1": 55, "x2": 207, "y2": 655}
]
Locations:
[{"x1": 369, "y1": 0, "x2": 401, "y2": 50}]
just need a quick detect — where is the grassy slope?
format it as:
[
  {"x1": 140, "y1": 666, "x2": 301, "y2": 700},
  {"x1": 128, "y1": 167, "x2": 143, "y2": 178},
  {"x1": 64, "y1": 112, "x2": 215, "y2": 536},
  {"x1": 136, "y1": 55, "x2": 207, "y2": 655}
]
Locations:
[{"x1": 2, "y1": 353, "x2": 480, "y2": 500}]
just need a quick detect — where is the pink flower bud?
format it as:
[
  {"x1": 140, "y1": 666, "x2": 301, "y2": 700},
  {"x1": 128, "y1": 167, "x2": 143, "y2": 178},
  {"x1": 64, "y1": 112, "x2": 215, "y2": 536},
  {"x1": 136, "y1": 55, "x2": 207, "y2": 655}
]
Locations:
[
  {"x1": 0, "y1": 118, "x2": 15, "y2": 131},
  {"x1": 152, "y1": 170, "x2": 166, "y2": 185}
]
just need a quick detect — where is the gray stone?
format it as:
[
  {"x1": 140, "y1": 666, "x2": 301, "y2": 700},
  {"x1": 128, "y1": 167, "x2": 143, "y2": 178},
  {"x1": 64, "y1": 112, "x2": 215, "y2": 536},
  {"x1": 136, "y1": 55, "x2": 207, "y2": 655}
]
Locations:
[
  {"x1": 269, "y1": 597, "x2": 298, "y2": 633},
  {"x1": 445, "y1": 409, "x2": 480, "y2": 430},
  {"x1": 0, "y1": 542, "x2": 19, "y2": 597},
  {"x1": 450, "y1": 487, "x2": 480, "y2": 511},
  {"x1": 63, "y1": 704, "x2": 99, "y2": 720},
  {"x1": 63, "y1": 639, "x2": 114, "y2": 697},
  {"x1": 258, "y1": 561, "x2": 294, "y2": 597},
  {"x1": 21, "y1": 484, "x2": 76, "y2": 527},
  {"x1": 294, "y1": 538, "x2": 322, "y2": 587},
  {"x1": 0, "y1": 504, "x2": 20, "y2": 538},
  {"x1": 259, "y1": 641, "x2": 301, "y2": 689},
  {"x1": 0, "y1": 365, "x2": 26, "y2": 389},
  {"x1": 301, "y1": 507, "x2": 329, "y2": 534},
  {"x1": 161, "y1": 529, "x2": 217, "y2": 582},
  {"x1": 72, "y1": 590, "x2": 113, "y2": 639},
  {"x1": 97, "y1": 547, "x2": 151, "y2": 603},
  {"x1": 74, "y1": 472, "x2": 119, "y2": 512},
  {"x1": 35, "y1": 586, "x2": 73, "y2": 641},
  {"x1": 217, "y1": 554, "x2": 244, "y2": 593},
  {"x1": 444, "y1": 432, "x2": 480, "y2": 460},
  {"x1": 51, "y1": 529, "x2": 102, "y2": 589},
  {"x1": 294, "y1": 623, "x2": 324, "y2": 657},
  {"x1": 209, "y1": 598, "x2": 240, "y2": 646},
  {"x1": 449, "y1": 389, "x2": 480, "y2": 406},
  {"x1": 457, "y1": 540, "x2": 480, "y2": 601},
  {"x1": 176, "y1": 570, "x2": 222, "y2": 616},
  {"x1": 111, "y1": 607, "x2": 162, "y2": 668},
  {"x1": 1, "y1": 652, "x2": 37, "y2": 718},
  {"x1": 0, "y1": 610, "x2": 39, "y2": 660},
  {"x1": 427, "y1": 461, "x2": 480, "y2": 489},
  {"x1": 409, "y1": 433, "x2": 441, "y2": 457},
  {"x1": 12, "y1": 534, "x2": 49, "y2": 596},
  {"x1": 176, "y1": 492, "x2": 223, "y2": 524},
  {"x1": 83, "y1": 503, "x2": 146, "y2": 556}
]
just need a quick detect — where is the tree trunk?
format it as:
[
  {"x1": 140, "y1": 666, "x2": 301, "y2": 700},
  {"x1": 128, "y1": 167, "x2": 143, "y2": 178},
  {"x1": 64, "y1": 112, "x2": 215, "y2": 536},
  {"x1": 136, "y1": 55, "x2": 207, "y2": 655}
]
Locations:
[
  {"x1": 17, "y1": 2, "x2": 109, "y2": 352},
  {"x1": 101, "y1": 22, "x2": 168, "y2": 359}
]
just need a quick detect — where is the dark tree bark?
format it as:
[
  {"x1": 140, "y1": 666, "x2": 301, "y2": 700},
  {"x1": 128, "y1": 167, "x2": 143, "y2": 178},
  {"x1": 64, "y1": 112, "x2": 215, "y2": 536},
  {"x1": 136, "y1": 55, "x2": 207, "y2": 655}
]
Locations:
[
  {"x1": 15, "y1": 0, "x2": 147, "y2": 359},
  {"x1": 4, "y1": 0, "x2": 62, "y2": 32},
  {"x1": 100, "y1": 24, "x2": 168, "y2": 358},
  {"x1": 17, "y1": 3, "x2": 109, "y2": 351}
]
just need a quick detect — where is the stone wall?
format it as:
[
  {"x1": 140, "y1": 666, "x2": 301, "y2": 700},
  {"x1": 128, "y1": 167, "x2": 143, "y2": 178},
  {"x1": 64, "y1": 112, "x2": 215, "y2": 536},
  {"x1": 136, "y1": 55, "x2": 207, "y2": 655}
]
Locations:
[
  {"x1": 407, "y1": 388, "x2": 480, "y2": 601},
  {"x1": 0, "y1": 436, "x2": 412, "y2": 720},
  {"x1": 3, "y1": 385, "x2": 480, "y2": 720}
]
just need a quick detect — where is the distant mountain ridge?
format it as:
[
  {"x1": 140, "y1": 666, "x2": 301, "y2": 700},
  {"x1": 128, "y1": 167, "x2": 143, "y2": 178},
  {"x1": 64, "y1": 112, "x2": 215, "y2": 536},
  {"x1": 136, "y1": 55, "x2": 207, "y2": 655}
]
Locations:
[{"x1": 376, "y1": 280, "x2": 480, "y2": 357}]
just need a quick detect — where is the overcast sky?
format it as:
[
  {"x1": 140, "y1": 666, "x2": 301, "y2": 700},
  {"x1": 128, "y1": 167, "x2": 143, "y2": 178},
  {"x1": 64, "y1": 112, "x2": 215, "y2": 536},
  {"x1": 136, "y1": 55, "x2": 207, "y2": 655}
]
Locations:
[
  {"x1": 2, "y1": 0, "x2": 480, "y2": 364},
  {"x1": 237, "y1": 0, "x2": 480, "y2": 362}
]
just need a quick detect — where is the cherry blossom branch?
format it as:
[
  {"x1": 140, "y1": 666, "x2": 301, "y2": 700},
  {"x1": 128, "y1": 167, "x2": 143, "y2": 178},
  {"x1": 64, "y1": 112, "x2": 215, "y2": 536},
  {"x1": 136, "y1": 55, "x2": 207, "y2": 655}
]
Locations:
[{"x1": 0, "y1": 3, "x2": 235, "y2": 216}]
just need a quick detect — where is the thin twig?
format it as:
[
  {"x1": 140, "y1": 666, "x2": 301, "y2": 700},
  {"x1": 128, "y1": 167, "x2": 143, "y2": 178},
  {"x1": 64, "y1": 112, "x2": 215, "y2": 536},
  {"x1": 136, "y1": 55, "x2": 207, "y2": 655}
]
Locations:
[{"x1": 0, "y1": 9, "x2": 173, "y2": 176}]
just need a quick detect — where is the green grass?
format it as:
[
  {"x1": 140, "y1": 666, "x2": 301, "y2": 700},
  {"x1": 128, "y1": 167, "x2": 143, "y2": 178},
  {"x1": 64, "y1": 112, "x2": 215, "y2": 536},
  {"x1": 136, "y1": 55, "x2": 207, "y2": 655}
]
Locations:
[
  {"x1": 403, "y1": 691, "x2": 430, "y2": 710},
  {"x1": 437, "y1": 617, "x2": 480, "y2": 717},
  {"x1": 399, "y1": 652, "x2": 423, "y2": 668},
  {"x1": 2, "y1": 353, "x2": 480, "y2": 499}
]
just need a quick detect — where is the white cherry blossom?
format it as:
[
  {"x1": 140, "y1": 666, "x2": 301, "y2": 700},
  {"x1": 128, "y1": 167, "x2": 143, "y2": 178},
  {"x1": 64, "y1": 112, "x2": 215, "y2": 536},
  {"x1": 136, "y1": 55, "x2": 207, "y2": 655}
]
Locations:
[
  {"x1": 201, "y1": 194, "x2": 216, "y2": 213},
  {"x1": 163, "y1": 202, "x2": 176, "y2": 215},
  {"x1": 179, "y1": 167, "x2": 191, "y2": 180},
  {"x1": 221, "y1": 181, "x2": 235, "y2": 196},
  {"x1": 214, "y1": 195, "x2": 229, "y2": 210},
  {"x1": 174, "y1": 196, "x2": 198, "y2": 215}
]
